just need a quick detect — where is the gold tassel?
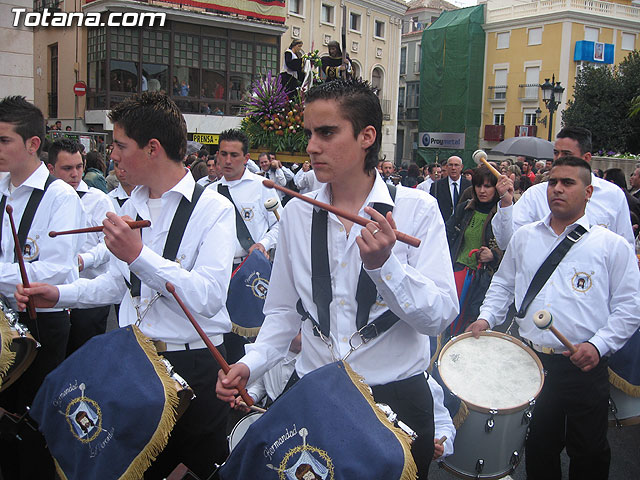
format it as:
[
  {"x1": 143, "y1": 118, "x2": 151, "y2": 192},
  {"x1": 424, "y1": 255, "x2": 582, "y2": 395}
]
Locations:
[
  {"x1": 0, "y1": 313, "x2": 17, "y2": 388},
  {"x1": 342, "y1": 362, "x2": 418, "y2": 480},
  {"x1": 609, "y1": 367, "x2": 640, "y2": 397},
  {"x1": 54, "y1": 458, "x2": 69, "y2": 480},
  {"x1": 452, "y1": 401, "x2": 469, "y2": 430},
  {"x1": 120, "y1": 326, "x2": 181, "y2": 480},
  {"x1": 231, "y1": 323, "x2": 261, "y2": 338}
]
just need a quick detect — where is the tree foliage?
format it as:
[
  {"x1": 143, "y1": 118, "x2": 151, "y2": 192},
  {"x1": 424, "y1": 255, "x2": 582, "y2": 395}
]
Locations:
[{"x1": 562, "y1": 50, "x2": 640, "y2": 154}]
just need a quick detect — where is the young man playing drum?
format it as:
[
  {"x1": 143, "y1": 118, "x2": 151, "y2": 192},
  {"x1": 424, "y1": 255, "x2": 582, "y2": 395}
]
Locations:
[
  {"x1": 0, "y1": 96, "x2": 85, "y2": 479},
  {"x1": 217, "y1": 79, "x2": 458, "y2": 478},
  {"x1": 16, "y1": 92, "x2": 237, "y2": 479},
  {"x1": 469, "y1": 157, "x2": 640, "y2": 479}
]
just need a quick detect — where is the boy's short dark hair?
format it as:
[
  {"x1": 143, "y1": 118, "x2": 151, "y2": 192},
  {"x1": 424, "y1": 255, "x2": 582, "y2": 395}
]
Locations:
[
  {"x1": 219, "y1": 129, "x2": 249, "y2": 155},
  {"x1": 108, "y1": 92, "x2": 186, "y2": 162},
  {"x1": 556, "y1": 126, "x2": 592, "y2": 155},
  {"x1": 0, "y1": 96, "x2": 46, "y2": 155},
  {"x1": 551, "y1": 156, "x2": 592, "y2": 186},
  {"x1": 48, "y1": 138, "x2": 82, "y2": 166},
  {"x1": 305, "y1": 79, "x2": 382, "y2": 173}
]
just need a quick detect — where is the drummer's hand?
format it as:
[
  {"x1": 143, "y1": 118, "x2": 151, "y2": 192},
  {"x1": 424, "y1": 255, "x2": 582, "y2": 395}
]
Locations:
[
  {"x1": 103, "y1": 212, "x2": 143, "y2": 264},
  {"x1": 433, "y1": 440, "x2": 445, "y2": 460},
  {"x1": 78, "y1": 255, "x2": 84, "y2": 272},
  {"x1": 248, "y1": 242, "x2": 269, "y2": 259},
  {"x1": 496, "y1": 175, "x2": 514, "y2": 208},
  {"x1": 357, "y1": 207, "x2": 396, "y2": 270},
  {"x1": 15, "y1": 282, "x2": 59, "y2": 310},
  {"x1": 465, "y1": 319, "x2": 490, "y2": 338},
  {"x1": 217, "y1": 363, "x2": 250, "y2": 407},
  {"x1": 232, "y1": 396, "x2": 252, "y2": 413},
  {"x1": 565, "y1": 342, "x2": 600, "y2": 372}
]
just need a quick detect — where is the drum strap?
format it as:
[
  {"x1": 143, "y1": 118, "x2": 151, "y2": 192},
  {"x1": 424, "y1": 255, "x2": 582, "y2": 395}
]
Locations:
[
  {"x1": 300, "y1": 184, "x2": 399, "y2": 341},
  {"x1": 0, "y1": 174, "x2": 57, "y2": 262},
  {"x1": 126, "y1": 182, "x2": 205, "y2": 297},
  {"x1": 216, "y1": 184, "x2": 255, "y2": 252},
  {"x1": 515, "y1": 224, "x2": 587, "y2": 318}
]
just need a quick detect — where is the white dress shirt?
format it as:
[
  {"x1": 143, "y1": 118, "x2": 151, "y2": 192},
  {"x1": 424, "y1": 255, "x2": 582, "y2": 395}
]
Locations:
[
  {"x1": 263, "y1": 167, "x2": 287, "y2": 200},
  {"x1": 196, "y1": 175, "x2": 216, "y2": 187},
  {"x1": 416, "y1": 177, "x2": 434, "y2": 193},
  {"x1": 428, "y1": 374, "x2": 456, "y2": 459},
  {"x1": 247, "y1": 351, "x2": 298, "y2": 405},
  {"x1": 0, "y1": 163, "x2": 85, "y2": 310},
  {"x1": 242, "y1": 175, "x2": 458, "y2": 386},
  {"x1": 77, "y1": 180, "x2": 115, "y2": 280},
  {"x1": 210, "y1": 169, "x2": 280, "y2": 262},
  {"x1": 58, "y1": 171, "x2": 236, "y2": 345},
  {"x1": 294, "y1": 169, "x2": 323, "y2": 194},
  {"x1": 479, "y1": 214, "x2": 640, "y2": 357},
  {"x1": 246, "y1": 159, "x2": 259, "y2": 174},
  {"x1": 491, "y1": 175, "x2": 634, "y2": 249},
  {"x1": 108, "y1": 183, "x2": 131, "y2": 215}
]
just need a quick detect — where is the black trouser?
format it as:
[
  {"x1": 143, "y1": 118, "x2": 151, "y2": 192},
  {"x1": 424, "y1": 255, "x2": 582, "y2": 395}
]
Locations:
[
  {"x1": 372, "y1": 373, "x2": 435, "y2": 480},
  {"x1": 526, "y1": 353, "x2": 610, "y2": 480},
  {"x1": 67, "y1": 305, "x2": 111, "y2": 356},
  {"x1": 0, "y1": 310, "x2": 71, "y2": 480},
  {"x1": 144, "y1": 346, "x2": 230, "y2": 480}
]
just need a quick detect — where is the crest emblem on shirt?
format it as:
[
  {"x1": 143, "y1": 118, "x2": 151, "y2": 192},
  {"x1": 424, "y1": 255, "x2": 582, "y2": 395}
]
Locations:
[
  {"x1": 374, "y1": 293, "x2": 387, "y2": 308},
  {"x1": 242, "y1": 207, "x2": 254, "y2": 221},
  {"x1": 571, "y1": 271, "x2": 593, "y2": 293},
  {"x1": 23, "y1": 236, "x2": 39, "y2": 262},
  {"x1": 266, "y1": 426, "x2": 334, "y2": 479}
]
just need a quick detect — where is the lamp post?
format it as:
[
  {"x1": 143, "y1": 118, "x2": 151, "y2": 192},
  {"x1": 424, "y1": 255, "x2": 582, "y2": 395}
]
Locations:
[{"x1": 538, "y1": 74, "x2": 565, "y2": 142}]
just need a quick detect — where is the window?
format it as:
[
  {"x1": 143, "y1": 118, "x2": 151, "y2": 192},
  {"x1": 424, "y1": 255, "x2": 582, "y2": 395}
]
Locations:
[
  {"x1": 497, "y1": 32, "x2": 510, "y2": 49},
  {"x1": 398, "y1": 87, "x2": 405, "y2": 108},
  {"x1": 523, "y1": 66, "x2": 539, "y2": 99},
  {"x1": 49, "y1": 43, "x2": 58, "y2": 118},
  {"x1": 350, "y1": 12, "x2": 361, "y2": 32},
  {"x1": 407, "y1": 82, "x2": 419, "y2": 108},
  {"x1": 524, "y1": 109, "x2": 537, "y2": 126},
  {"x1": 528, "y1": 27, "x2": 542, "y2": 46},
  {"x1": 414, "y1": 43, "x2": 421, "y2": 73},
  {"x1": 621, "y1": 32, "x2": 635, "y2": 51},
  {"x1": 494, "y1": 69, "x2": 507, "y2": 99},
  {"x1": 374, "y1": 20, "x2": 385, "y2": 39},
  {"x1": 289, "y1": 0, "x2": 302, "y2": 15},
  {"x1": 411, "y1": 16, "x2": 419, "y2": 32},
  {"x1": 321, "y1": 4, "x2": 334, "y2": 25},
  {"x1": 493, "y1": 109, "x2": 505, "y2": 125},
  {"x1": 400, "y1": 47, "x2": 407, "y2": 75},
  {"x1": 371, "y1": 67, "x2": 383, "y2": 96},
  {"x1": 584, "y1": 26, "x2": 599, "y2": 42}
]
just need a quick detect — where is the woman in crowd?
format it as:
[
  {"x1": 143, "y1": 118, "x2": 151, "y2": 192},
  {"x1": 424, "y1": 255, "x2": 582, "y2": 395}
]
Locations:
[{"x1": 83, "y1": 151, "x2": 108, "y2": 193}]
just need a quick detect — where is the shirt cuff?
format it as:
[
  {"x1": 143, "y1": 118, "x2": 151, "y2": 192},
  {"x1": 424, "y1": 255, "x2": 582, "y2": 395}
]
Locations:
[
  {"x1": 80, "y1": 252, "x2": 95, "y2": 270},
  {"x1": 57, "y1": 283, "x2": 80, "y2": 308},
  {"x1": 588, "y1": 335, "x2": 609, "y2": 357},
  {"x1": 259, "y1": 237, "x2": 273, "y2": 252},
  {"x1": 241, "y1": 349, "x2": 269, "y2": 384},
  {"x1": 496, "y1": 203, "x2": 513, "y2": 215},
  {"x1": 128, "y1": 245, "x2": 161, "y2": 287},
  {"x1": 477, "y1": 309, "x2": 498, "y2": 329},
  {"x1": 364, "y1": 252, "x2": 404, "y2": 292}
]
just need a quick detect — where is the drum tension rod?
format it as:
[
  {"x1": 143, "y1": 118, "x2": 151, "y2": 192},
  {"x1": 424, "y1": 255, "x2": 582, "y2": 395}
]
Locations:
[{"x1": 485, "y1": 409, "x2": 497, "y2": 433}]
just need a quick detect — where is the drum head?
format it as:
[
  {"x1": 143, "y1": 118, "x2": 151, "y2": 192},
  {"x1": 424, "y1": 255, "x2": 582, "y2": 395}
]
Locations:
[
  {"x1": 228, "y1": 412, "x2": 263, "y2": 452},
  {"x1": 438, "y1": 331, "x2": 544, "y2": 413}
]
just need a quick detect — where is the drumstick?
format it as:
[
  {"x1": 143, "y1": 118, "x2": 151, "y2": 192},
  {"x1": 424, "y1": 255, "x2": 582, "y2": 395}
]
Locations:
[
  {"x1": 5, "y1": 206, "x2": 37, "y2": 320},
  {"x1": 472, "y1": 150, "x2": 501, "y2": 180},
  {"x1": 238, "y1": 400, "x2": 267, "y2": 413},
  {"x1": 49, "y1": 220, "x2": 151, "y2": 237},
  {"x1": 532, "y1": 310, "x2": 578, "y2": 355},
  {"x1": 262, "y1": 180, "x2": 421, "y2": 248},
  {"x1": 436, "y1": 436, "x2": 447, "y2": 445},
  {"x1": 165, "y1": 282, "x2": 254, "y2": 407},
  {"x1": 264, "y1": 198, "x2": 280, "y2": 221}
]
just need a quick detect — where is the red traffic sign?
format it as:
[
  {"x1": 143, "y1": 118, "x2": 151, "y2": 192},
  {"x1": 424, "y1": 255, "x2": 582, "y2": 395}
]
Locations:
[{"x1": 73, "y1": 81, "x2": 87, "y2": 97}]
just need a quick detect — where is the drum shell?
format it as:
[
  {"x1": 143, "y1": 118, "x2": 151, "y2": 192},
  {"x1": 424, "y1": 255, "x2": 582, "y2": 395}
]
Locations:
[
  {"x1": 228, "y1": 412, "x2": 263, "y2": 452},
  {"x1": 608, "y1": 384, "x2": 640, "y2": 427}
]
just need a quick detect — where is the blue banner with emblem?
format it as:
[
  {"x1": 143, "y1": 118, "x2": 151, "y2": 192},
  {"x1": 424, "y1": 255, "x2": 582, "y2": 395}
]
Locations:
[
  {"x1": 30, "y1": 326, "x2": 180, "y2": 480},
  {"x1": 219, "y1": 361, "x2": 417, "y2": 480},
  {"x1": 227, "y1": 249, "x2": 272, "y2": 337}
]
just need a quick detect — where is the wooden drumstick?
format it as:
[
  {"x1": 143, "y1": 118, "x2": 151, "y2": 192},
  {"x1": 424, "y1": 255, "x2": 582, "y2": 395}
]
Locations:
[
  {"x1": 436, "y1": 436, "x2": 447, "y2": 445},
  {"x1": 532, "y1": 310, "x2": 578, "y2": 355},
  {"x1": 165, "y1": 282, "x2": 254, "y2": 407},
  {"x1": 262, "y1": 179, "x2": 421, "y2": 248},
  {"x1": 472, "y1": 150, "x2": 501, "y2": 180},
  {"x1": 5, "y1": 206, "x2": 37, "y2": 320},
  {"x1": 49, "y1": 220, "x2": 151, "y2": 237},
  {"x1": 264, "y1": 197, "x2": 280, "y2": 221},
  {"x1": 238, "y1": 400, "x2": 267, "y2": 413}
]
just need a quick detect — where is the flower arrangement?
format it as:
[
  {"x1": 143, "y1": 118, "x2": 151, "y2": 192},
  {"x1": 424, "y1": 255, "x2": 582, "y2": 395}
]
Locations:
[
  {"x1": 301, "y1": 49, "x2": 323, "y2": 84},
  {"x1": 595, "y1": 150, "x2": 640, "y2": 160},
  {"x1": 241, "y1": 71, "x2": 307, "y2": 153}
]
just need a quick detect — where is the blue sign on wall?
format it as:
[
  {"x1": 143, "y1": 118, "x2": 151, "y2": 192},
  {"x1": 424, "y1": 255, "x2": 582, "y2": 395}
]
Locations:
[{"x1": 574, "y1": 40, "x2": 614, "y2": 64}]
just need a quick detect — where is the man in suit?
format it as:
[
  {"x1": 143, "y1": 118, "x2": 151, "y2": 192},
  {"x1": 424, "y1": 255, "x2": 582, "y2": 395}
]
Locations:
[{"x1": 429, "y1": 156, "x2": 471, "y2": 221}]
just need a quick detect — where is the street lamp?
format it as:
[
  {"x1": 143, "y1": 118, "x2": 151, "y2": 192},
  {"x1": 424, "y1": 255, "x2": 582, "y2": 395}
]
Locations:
[{"x1": 538, "y1": 74, "x2": 565, "y2": 141}]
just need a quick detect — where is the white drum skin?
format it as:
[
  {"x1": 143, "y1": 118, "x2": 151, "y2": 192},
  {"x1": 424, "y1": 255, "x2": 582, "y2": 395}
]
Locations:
[
  {"x1": 437, "y1": 331, "x2": 544, "y2": 479},
  {"x1": 228, "y1": 412, "x2": 263, "y2": 452},
  {"x1": 608, "y1": 384, "x2": 640, "y2": 427}
]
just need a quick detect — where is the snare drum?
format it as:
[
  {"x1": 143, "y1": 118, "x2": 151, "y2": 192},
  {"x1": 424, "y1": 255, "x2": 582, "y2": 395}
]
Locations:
[
  {"x1": 228, "y1": 412, "x2": 263, "y2": 452},
  {"x1": 0, "y1": 301, "x2": 38, "y2": 392},
  {"x1": 160, "y1": 358, "x2": 194, "y2": 420},
  {"x1": 437, "y1": 331, "x2": 544, "y2": 479},
  {"x1": 608, "y1": 384, "x2": 640, "y2": 427}
]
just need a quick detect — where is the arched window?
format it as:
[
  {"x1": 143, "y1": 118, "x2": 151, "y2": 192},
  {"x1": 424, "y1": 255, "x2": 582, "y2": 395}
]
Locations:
[{"x1": 371, "y1": 67, "x2": 384, "y2": 97}]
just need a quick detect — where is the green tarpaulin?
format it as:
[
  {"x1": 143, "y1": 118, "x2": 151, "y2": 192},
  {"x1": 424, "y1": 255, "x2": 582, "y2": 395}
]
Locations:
[{"x1": 418, "y1": 5, "x2": 485, "y2": 167}]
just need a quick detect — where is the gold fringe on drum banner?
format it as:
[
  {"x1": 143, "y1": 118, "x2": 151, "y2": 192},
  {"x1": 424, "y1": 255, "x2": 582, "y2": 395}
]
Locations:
[
  {"x1": 0, "y1": 315, "x2": 16, "y2": 387},
  {"x1": 452, "y1": 401, "x2": 469, "y2": 430},
  {"x1": 120, "y1": 326, "x2": 181, "y2": 480},
  {"x1": 609, "y1": 368, "x2": 640, "y2": 398},
  {"x1": 427, "y1": 334, "x2": 444, "y2": 374},
  {"x1": 231, "y1": 323, "x2": 261, "y2": 338},
  {"x1": 343, "y1": 362, "x2": 418, "y2": 480}
]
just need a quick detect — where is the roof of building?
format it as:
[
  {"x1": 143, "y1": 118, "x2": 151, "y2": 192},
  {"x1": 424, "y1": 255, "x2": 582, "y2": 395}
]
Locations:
[{"x1": 406, "y1": 0, "x2": 459, "y2": 12}]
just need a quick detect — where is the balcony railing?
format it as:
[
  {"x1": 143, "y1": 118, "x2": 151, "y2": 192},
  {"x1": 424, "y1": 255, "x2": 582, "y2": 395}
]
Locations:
[
  {"x1": 488, "y1": 85, "x2": 507, "y2": 102},
  {"x1": 486, "y1": 0, "x2": 640, "y2": 24},
  {"x1": 515, "y1": 125, "x2": 537, "y2": 137},
  {"x1": 518, "y1": 83, "x2": 539, "y2": 101},
  {"x1": 34, "y1": 0, "x2": 61, "y2": 13},
  {"x1": 484, "y1": 124, "x2": 505, "y2": 142}
]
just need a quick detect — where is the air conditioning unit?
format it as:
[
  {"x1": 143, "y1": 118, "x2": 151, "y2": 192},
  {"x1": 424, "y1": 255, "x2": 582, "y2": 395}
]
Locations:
[
  {"x1": 515, "y1": 125, "x2": 537, "y2": 137},
  {"x1": 484, "y1": 124, "x2": 505, "y2": 142}
]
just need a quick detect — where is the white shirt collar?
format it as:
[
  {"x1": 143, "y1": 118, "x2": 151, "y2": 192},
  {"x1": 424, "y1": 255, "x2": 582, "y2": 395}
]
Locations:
[
  {"x1": 315, "y1": 173, "x2": 394, "y2": 211},
  {"x1": 77, "y1": 180, "x2": 89, "y2": 192},
  {"x1": 0, "y1": 163, "x2": 50, "y2": 195},
  {"x1": 130, "y1": 169, "x2": 196, "y2": 208},
  {"x1": 541, "y1": 212, "x2": 591, "y2": 236}
]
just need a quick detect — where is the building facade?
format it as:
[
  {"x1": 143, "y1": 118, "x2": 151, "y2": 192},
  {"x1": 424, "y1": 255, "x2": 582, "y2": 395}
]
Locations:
[
  {"x1": 283, "y1": 0, "x2": 407, "y2": 162},
  {"x1": 480, "y1": 0, "x2": 640, "y2": 150},
  {"x1": 1, "y1": 0, "x2": 34, "y2": 102},
  {"x1": 397, "y1": 0, "x2": 457, "y2": 165}
]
